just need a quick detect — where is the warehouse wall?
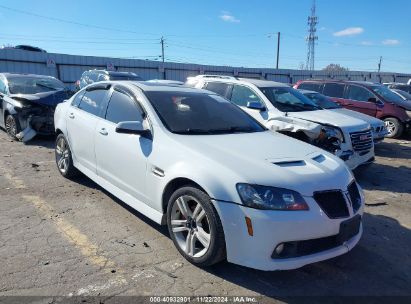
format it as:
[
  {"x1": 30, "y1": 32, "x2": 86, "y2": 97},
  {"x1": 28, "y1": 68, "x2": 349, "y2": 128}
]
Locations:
[{"x1": 0, "y1": 49, "x2": 409, "y2": 88}]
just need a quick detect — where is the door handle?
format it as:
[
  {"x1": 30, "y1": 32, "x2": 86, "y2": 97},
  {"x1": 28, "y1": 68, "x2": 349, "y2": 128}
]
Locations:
[
  {"x1": 69, "y1": 113, "x2": 75, "y2": 119},
  {"x1": 99, "y1": 128, "x2": 108, "y2": 136},
  {"x1": 346, "y1": 103, "x2": 354, "y2": 106}
]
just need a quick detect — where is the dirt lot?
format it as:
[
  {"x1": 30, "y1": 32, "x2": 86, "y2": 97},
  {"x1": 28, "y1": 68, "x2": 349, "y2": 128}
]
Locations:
[{"x1": 0, "y1": 131, "x2": 410, "y2": 302}]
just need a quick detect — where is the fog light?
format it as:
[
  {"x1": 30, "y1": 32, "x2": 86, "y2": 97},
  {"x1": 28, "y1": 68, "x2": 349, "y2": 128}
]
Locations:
[{"x1": 275, "y1": 243, "x2": 284, "y2": 255}]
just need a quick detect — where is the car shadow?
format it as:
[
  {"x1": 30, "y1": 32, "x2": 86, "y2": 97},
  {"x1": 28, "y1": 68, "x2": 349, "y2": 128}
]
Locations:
[
  {"x1": 203, "y1": 213, "x2": 411, "y2": 298},
  {"x1": 73, "y1": 174, "x2": 169, "y2": 237},
  {"x1": 355, "y1": 162, "x2": 411, "y2": 194},
  {"x1": 375, "y1": 140, "x2": 411, "y2": 160},
  {"x1": 23, "y1": 134, "x2": 55, "y2": 149}
]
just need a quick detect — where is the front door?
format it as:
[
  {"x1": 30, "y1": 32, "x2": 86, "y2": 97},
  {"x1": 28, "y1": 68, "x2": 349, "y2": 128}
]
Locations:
[
  {"x1": 344, "y1": 85, "x2": 378, "y2": 117},
  {"x1": 95, "y1": 87, "x2": 150, "y2": 204}
]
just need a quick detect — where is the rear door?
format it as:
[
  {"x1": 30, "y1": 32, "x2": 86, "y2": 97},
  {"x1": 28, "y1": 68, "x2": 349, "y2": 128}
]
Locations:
[
  {"x1": 230, "y1": 84, "x2": 267, "y2": 123},
  {"x1": 66, "y1": 85, "x2": 110, "y2": 174},
  {"x1": 95, "y1": 86, "x2": 150, "y2": 204},
  {"x1": 203, "y1": 82, "x2": 232, "y2": 99},
  {"x1": 344, "y1": 84, "x2": 378, "y2": 116},
  {"x1": 322, "y1": 83, "x2": 347, "y2": 106}
]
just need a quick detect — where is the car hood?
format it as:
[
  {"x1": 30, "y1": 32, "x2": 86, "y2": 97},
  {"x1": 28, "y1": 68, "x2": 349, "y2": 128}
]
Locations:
[
  {"x1": 172, "y1": 131, "x2": 353, "y2": 196},
  {"x1": 287, "y1": 109, "x2": 370, "y2": 130},
  {"x1": 10, "y1": 90, "x2": 70, "y2": 107},
  {"x1": 331, "y1": 108, "x2": 384, "y2": 127},
  {"x1": 389, "y1": 99, "x2": 411, "y2": 110}
]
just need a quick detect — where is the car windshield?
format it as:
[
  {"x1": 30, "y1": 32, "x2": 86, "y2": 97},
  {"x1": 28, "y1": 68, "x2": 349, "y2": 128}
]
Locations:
[
  {"x1": 304, "y1": 92, "x2": 341, "y2": 109},
  {"x1": 369, "y1": 85, "x2": 404, "y2": 103},
  {"x1": 260, "y1": 87, "x2": 322, "y2": 112},
  {"x1": 8, "y1": 76, "x2": 65, "y2": 94},
  {"x1": 394, "y1": 89, "x2": 411, "y2": 100},
  {"x1": 110, "y1": 75, "x2": 143, "y2": 81},
  {"x1": 145, "y1": 91, "x2": 266, "y2": 135}
]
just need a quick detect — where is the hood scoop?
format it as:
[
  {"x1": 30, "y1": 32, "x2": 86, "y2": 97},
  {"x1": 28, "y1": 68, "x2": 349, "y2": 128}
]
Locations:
[
  {"x1": 312, "y1": 154, "x2": 326, "y2": 163},
  {"x1": 273, "y1": 160, "x2": 306, "y2": 167}
]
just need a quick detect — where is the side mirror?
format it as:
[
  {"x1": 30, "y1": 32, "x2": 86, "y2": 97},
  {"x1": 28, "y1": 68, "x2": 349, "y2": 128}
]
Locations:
[
  {"x1": 115, "y1": 121, "x2": 151, "y2": 138},
  {"x1": 368, "y1": 97, "x2": 377, "y2": 103},
  {"x1": 246, "y1": 101, "x2": 266, "y2": 111}
]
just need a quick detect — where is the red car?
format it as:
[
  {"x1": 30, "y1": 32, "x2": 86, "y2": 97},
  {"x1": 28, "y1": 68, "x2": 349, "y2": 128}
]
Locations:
[{"x1": 294, "y1": 80, "x2": 411, "y2": 138}]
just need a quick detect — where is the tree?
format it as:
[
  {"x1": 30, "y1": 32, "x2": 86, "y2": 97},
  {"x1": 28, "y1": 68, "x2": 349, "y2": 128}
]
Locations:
[{"x1": 322, "y1": 64, "x2": 349, "y2": 72}]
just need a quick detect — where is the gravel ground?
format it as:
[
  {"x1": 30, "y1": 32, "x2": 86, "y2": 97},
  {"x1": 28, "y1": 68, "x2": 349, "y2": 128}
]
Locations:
[{"x1": 0, "y1": 131, "x2": 410, "y2": 303}]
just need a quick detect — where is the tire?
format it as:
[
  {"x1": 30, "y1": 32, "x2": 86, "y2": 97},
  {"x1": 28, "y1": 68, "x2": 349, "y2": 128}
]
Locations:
[
  {"x1": 167, "y1": 186, "x2": 226, "y2": 267},
  {"x1": 55, "y1": 134, "x2": 78, "y2": 178},
  {"x1": 5, "y1": 114, "x2": 21, "y2": 140},
  {"x1": 384, "y1": 117, "x2": 404, "y2": 138}
]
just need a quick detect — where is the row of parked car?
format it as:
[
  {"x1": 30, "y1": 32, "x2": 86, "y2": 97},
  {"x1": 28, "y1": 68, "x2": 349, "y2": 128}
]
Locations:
[{"x1": 0, "y1": 70, "x2": 409, "y2": 271}]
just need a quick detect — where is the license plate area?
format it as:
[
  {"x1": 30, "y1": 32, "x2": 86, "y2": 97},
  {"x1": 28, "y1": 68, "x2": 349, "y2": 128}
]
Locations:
[{"x1": 338, "y1": 215, "x2": 361, "y2": 244}]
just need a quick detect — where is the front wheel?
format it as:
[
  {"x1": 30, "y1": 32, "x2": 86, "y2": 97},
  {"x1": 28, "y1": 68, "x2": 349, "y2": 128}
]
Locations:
[
  {"x1": 55, "y1": 134, "x2": 78, "y2": 178},
  {"x1": 384, "y1": 117, "x2": 403, "y2": 138},
  {"x1": 167, "y1": 186, "x2": 226, "y2": 267},
  {"x1": 5, "y1": 114, "x2": 21, "y2": 140}
]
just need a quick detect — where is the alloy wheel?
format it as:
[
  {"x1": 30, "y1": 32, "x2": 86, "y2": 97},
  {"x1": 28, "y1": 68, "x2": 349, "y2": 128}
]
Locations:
[
  {"x1": 385, "y1": 121, "x2": 396, "y2": 135},
  {"x1": 170, "y1": 195, "x2": 211, "y2": 258},
  {"x1": 56, "y1": 137, "x2": 70, "y2": 174},
  {"x1": 5, "y1": 115, "x2": 17, "y2": 138}
]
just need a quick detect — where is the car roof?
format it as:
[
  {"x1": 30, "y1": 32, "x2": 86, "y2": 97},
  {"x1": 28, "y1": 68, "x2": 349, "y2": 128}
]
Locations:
[
  {"x1": 300, "y1": 79, "x2": 380, "y2": 86},
  {"x1": 86, "y1": 70, "x2": 138, "y2": 76},
  {"x1": 198, "y1": 76, "x2": 288, "y2": 88},
  {"x1": 113, "y1": 81, "x2": 213, "y2": 94}
]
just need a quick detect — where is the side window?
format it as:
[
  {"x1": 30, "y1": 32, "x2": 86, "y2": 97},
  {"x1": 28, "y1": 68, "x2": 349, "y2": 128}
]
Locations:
[
  {"x1": 105, "y1": 90, "x2": 144, "y2": 124},
  {"x1": 298, "y1": 82, "x2": 322, "y2": 93},
  {"x1": 78, "y1": 89, "x2": 108, "y2": 117},
  {"x1": 71, "y1": 91, "x2": 85, "y2": 107},
  {"x1": 205, "y1": 82, "x2": 230, "y2": 97},
  {"x1": 346, "y1": 85, "x2": 375, "y2": 102},
  {"x1": 0, "y1": 79, "x2": 7, "y2": 94},
  {"x1": 323, "y1": 83, "x2": 345, "y2": 98},
  {"x1": 231, "y1": 85, "x2": 264, "y2": 107}
]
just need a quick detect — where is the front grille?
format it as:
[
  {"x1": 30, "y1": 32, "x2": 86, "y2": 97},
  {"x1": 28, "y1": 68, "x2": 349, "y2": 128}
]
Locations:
[
  {"x1": 350, "y1": 130, "x2": 373, "y2": 152},
  {"x1": 348, "y1": 182, "x2": 361, "y2": 213},
  {"x1": 314, "y1": 190, "x2": 349, "y2": 219}
]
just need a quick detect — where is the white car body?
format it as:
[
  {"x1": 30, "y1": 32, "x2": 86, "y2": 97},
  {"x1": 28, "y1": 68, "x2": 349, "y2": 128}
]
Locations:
[
  {"x1": 189, "y1": 76, "x2": 375, "y2": 170},
  {"x1": 54, "y1": 81, "x2": 364, "y2": 271}
]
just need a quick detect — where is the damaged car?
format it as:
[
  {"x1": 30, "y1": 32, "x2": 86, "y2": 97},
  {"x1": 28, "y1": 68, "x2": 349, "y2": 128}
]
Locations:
[
  {"x1": 0, "y1": 73, "x2": 72, "y2": 142},
  {"x1": 187, "y1": 75, "x2": 374, "y2": 170}
]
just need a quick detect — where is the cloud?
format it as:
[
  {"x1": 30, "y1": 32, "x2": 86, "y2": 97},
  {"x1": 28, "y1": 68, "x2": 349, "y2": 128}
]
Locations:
[
  {"x1": 382, "y1": 39, "x2": 400, "y2": 45},
  {"x1": 219, "y1": 12, "x2": 240, "y2": 23},
  {"x1": 360, "y1": 41, "x2": 374, "y2": 46},
  {"x1": 333, "y1": 27, "x2": 364, "y2": 37}
]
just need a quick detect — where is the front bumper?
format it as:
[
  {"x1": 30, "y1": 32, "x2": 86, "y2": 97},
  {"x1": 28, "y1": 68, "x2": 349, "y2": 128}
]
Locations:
[
  {"x1": 212, "y1": 197, "x2": 363, "y2": 271},
  {"x1": 336, "y1": 145, "x2": 374, "y2": 170}
]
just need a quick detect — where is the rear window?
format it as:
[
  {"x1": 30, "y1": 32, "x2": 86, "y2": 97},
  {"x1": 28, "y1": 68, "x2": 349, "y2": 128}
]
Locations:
[
  {"x1": 204, "y1": 82, "x2": 230, "y2": 97},
  {"x1": 8, "y1": 76, "x2": 65, "y2": 94},
  {"x1": 323, "y1": 83, "x2": 345, "y2": 98},
  {"x1": 298, "y1": 82, "x2": 323, "y2": 93}
]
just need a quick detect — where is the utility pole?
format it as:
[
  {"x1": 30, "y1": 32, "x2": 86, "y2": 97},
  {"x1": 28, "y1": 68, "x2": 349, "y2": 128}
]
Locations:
[
  {"x1": 276, "y1": 32, "x2": 281, "y2": 69},
  {"x1": 378, "y1": 56, "x2": 382, "y2": 72},
  {"x1": 306, "y1": 0, "x2": 318, "y2": 71},
  {"x1": 160, "y1": 36, "x2": 165, "y2": 64}
]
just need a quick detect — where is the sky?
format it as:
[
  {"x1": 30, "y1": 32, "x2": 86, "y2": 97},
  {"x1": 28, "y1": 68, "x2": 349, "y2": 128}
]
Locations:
[{"x1": 0, "y1": 0, "x2": 410, "y2": 73}]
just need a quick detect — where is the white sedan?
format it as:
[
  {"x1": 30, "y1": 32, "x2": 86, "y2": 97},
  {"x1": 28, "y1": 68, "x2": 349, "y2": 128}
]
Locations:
[{"x1": 54, "y1": 81, "x2": 364, "y2": 271}]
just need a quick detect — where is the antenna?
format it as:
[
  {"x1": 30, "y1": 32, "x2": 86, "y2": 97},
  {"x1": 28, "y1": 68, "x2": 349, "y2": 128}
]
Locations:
[{"x1": 306, "y1": 0, "x2": 318, "y2": 71}]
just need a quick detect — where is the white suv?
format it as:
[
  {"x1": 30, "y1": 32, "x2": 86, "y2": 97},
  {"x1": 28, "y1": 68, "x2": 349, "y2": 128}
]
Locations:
[{"x1": 188, "y1": 76, "x2": 375, "y2": 170}]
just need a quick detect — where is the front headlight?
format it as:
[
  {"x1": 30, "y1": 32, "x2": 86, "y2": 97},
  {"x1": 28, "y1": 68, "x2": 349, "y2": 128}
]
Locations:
[
  {"x1": 236, "y1": 184, "x2": 309, "y2": 211},
  {"x1": 321, "y1": 125, "x2": 344, "y2": 143}
]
